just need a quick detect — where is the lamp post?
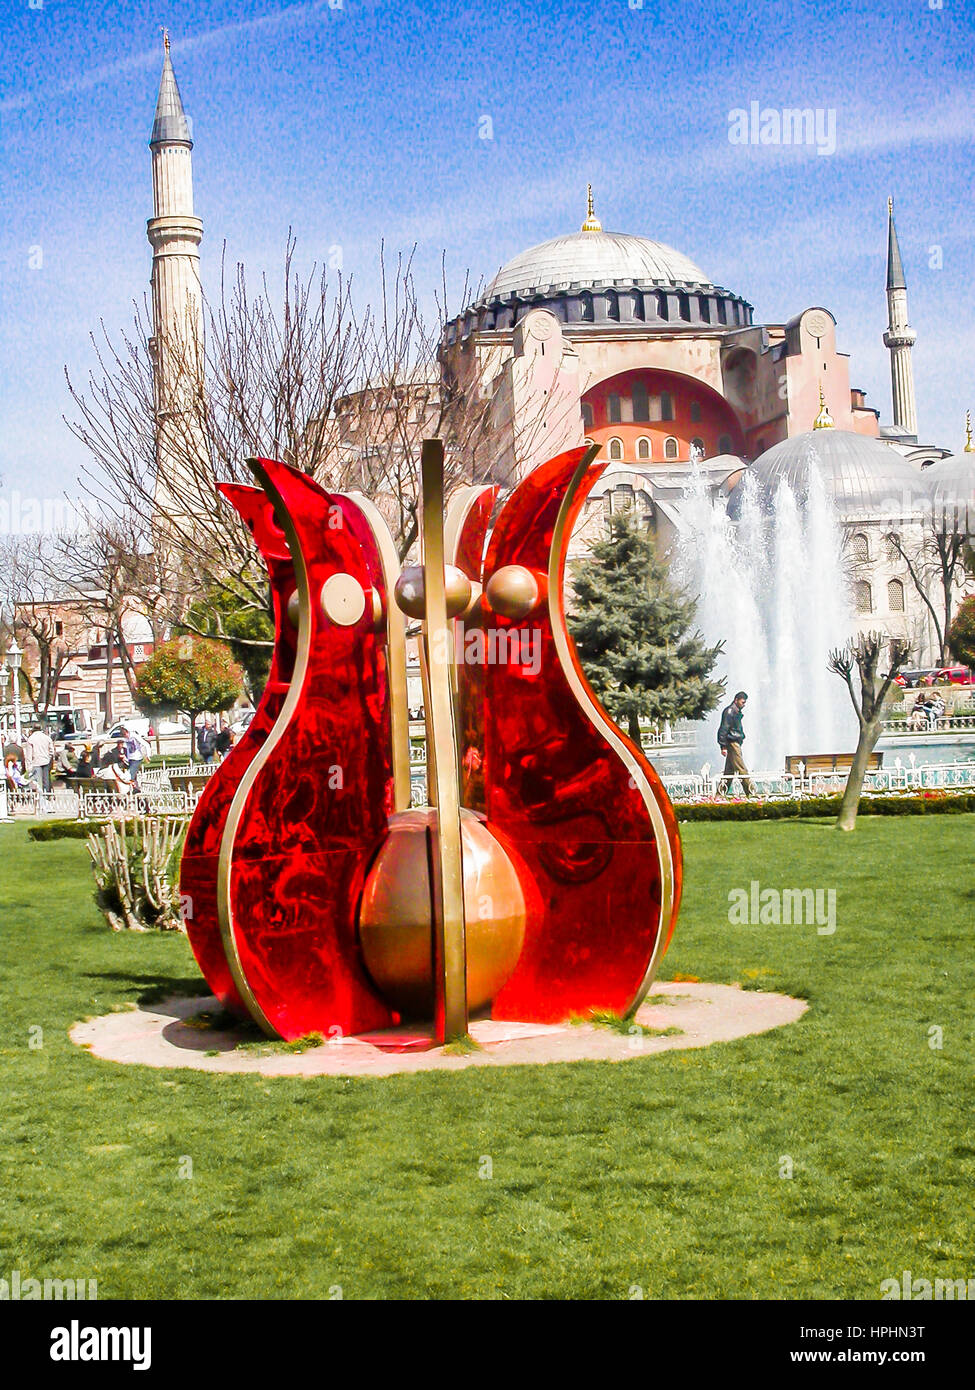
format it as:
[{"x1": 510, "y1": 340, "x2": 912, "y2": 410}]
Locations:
[
  {"x1": 6, "y1": 641, "x2": 23, "y2": 745},
  {"x1": 0, "y1": 661, "x2": 9, "y2": 739}
]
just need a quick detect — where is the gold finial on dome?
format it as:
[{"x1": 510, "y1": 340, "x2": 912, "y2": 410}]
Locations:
[
  {"x1": 888, "y1": 194, "x2": 893, "y2": 214},
  {"x1": 965, "y1": 409, "x2": 974, "y2": 453},
  {"x1": 581, "y1": 183, "x2": 602, "y2": 233},
  {"x1": 813, "y1": 382, "x2": 834, "y2": 430},
  {"x1": 162, "y1": 27, "x2": 170, "y2": 55}
]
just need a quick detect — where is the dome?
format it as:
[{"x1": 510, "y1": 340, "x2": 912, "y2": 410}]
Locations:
[
  {"x1": 924, "y1": 449, "x2": 975, "y2": 533},
  {"x1": 482, "y1": 230, "x2": 713, "y2": 302},
  {"x1": 729, "y1": 429, "x2": 928, "y2": 519}
]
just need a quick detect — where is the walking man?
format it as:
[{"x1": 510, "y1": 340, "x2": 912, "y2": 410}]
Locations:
[{"x1": 717, "y1": 691, "x2": 754, "y2": 798}]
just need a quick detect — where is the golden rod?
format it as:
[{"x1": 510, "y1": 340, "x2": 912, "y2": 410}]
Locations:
[{"x1": 420, "y1": 439, "x2": 469, "y2": 1043}]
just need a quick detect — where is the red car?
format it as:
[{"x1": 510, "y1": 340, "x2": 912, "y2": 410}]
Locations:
[{"x1": 931, "y1": 666, "x2": 973, "y2": 686}]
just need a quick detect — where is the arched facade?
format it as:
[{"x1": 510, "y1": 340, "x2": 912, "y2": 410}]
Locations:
[{"x1": 581, "y1": 368, "x2": 745, "y2": 465}]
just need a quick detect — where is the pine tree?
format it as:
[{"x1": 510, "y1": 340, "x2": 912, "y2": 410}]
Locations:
[{"x1": 568, "y1": 510, "x2": 725, "y2": 744}]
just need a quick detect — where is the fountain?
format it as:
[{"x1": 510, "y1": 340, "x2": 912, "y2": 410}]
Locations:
[{"x1": 671, "y1": 454, "x2": 858, "y2": 771}]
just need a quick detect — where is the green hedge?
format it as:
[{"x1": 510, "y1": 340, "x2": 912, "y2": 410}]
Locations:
[
  {"x1": 27, "y1": 814, "x2": 188, "y2": 842},
  {"x1": 675, "y1": 793, "x2": 975, "y2": 822},
  {"x1": 28, "y1": 820, "x2": 105, "y2": 841}
]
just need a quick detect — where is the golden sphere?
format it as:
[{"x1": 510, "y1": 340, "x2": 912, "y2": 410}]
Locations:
[
  {"x1": 394, "y1": 564, "x2": 472, "y2": 620},
  {"x1": 485, "y1": 565, "x2": 541, "y2": 620},
  {"x1": 358, "y1": 809, "x2": 526, "y2": 1018}
]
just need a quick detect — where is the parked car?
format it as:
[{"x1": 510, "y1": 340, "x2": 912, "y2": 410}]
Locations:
[
  {"x1": 931, "y1": 666, "x2": 973, "y2": 686},
  {"x1": 105, "y1": 717, "x2": 154, "y2": 742},
  {"x1": 894, "y1": 668, "x2": 938, "y2": 688},
  {"x1": 230, "y1": 709, "x2": 256, "y2": 736}
]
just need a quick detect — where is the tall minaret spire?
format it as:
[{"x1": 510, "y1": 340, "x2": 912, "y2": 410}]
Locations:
[
  {"x1": 147, "y1": 31, "x2": 203, "y2": 479},
  {"x1": 882, "y1": 197, "x2": 918, "y2": 438}
]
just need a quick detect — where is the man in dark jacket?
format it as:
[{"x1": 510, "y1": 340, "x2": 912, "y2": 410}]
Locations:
[{"x1": 717, "y1": 690, "x2": 754, "y2": 797}]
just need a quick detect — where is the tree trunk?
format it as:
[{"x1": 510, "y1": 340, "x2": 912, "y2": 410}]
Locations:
[
  {"x1": 627, "y1": 712, "x2": 642, "y2": 747},
  {"x1": 836, "y1": 719, "x2": 881, "y2": 831},
  {"x1": 104, "y1": 630, "x2": 114, "y2": 727}
]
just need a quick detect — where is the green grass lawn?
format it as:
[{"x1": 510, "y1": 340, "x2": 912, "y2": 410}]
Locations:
[{"x1": 1, "y1": 817, "x2": 972, "y2": 1300}]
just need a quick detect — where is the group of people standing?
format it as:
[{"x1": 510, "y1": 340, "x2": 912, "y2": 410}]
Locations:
[
  {"x1": 196, "y1": 721, "x2": 233, "y2": 763},
  {"x1": 3, "y1": 725, "x2": 150, "y2": 797}
]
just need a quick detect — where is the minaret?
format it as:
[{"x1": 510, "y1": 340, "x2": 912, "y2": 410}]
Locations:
[
  {"x1": 882, "y1": 197, "x2": 918, "y2": 437},
  {"x1": 147, "y1": 31, "x2": 203, "y2": 444}
]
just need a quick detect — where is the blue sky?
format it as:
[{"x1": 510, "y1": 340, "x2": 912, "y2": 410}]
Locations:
[{"x1": 1, "y1": 0, "x2": 973, "y2": 506}]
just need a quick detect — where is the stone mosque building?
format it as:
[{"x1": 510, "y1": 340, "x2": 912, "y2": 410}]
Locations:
[{"x1": 145, "y1": 46, "x2": 975, "y2": 669}]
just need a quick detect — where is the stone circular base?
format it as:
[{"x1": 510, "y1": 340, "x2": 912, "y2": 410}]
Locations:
[{"x1": 70, "y1": 982, "x2": 807, "y2": 1078}]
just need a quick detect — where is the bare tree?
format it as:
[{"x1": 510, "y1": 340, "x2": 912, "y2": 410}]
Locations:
[
  {"x1": 0, "y1": 535, "x2": 91, "y2": 714},
  {"x1": 65, "y1": 237, "x2": 499, "y2": 663},
  {"x1": 886, "y1": 521, "x2": 972, "y2": 665},
  {"x1": 828, "y1": 631, "x2": 911, "y2": 831}
]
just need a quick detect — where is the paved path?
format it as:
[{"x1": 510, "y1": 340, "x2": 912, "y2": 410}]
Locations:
[{"x1": 70, "y1": 982, "x2": 807, "y2": 1079}]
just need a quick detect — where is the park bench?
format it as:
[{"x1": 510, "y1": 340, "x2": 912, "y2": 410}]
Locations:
[{"x1": 785, "y1": 752, "x2": 883, "y2": 776}]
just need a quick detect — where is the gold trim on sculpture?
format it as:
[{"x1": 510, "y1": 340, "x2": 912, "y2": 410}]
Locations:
[
  {"x1": 420, "y1": 440, "x2": 469, "y2": 1042},
  {"x1": 347, "y1": 490, "x2": 412, "y2": 812},
  {"x1": 215, "y1": 458, "x2": 315, "y2": 1038},
  {"x1": 547, "y1": 448, "x2": 676, "y2": 1015}
]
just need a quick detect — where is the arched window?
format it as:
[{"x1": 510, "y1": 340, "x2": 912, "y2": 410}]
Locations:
[
  {"x1": 677, "y1": 292, "x2": 691, "y2": 322},
  {"x1": 661, "y1": 391, "x2": 674, "y2": 421},
  {"x1": 607, "y1": 393, "x2": 622, "y2": 424},
  {"x1": 718, "y1": 433, "x2": 733, "y2": 454},
  {"x1": 690, "y1": 401, "x2": 702, "y2": 423},
  {"x1": 699, "y1": 297, "x2": 712, "y2": 323},
  {"x1": 637, "y1": 436, "x2": 651, "y2": 460},
  {"x1": 716, "y1": 298, "x2": 728, "y2": 325},
  {"x1": 580, "y1": 292, "x2": 594, "y2": 322},
  {"x1": 854, "y1": 580, "x2": 872, "y2": 614},
  {"x1": 690, "y1": 437, "x2": 705, "y2": 458},
  {"x1": 605, "y1": 290, "x2": 620, "y2": 322},
  {"x1": 885, "y1": 533, "x2": 900, "y2": 561},
  {"x1": 608, "y1": 437, "x2": 624, "y2": 461},
  {"x1": 632, "y1": 381, "x2": 649, "y2": 422},
  {"x1": 631, "y1": 293, "x2": 645, "y2": 322},
  {"x1": 852, "y1": 533, "x2": 869, "y2": 562},
  {"x1": 664, "y1": 437, "x2": 679, "y2": 460},
  {"x1": 581, "y1": 402, "x2": 594, "y2": 431},
  {"x1": 656, "y1": 292, "x2": 670, "y2": 321},
  {"x1": 887, "y1": 579, "x2": 905, "y2": 612}
]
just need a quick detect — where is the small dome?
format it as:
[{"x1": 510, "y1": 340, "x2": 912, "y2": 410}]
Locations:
[
  {"x1": 729, "y1": 429, "x2": 927, "y2": 519},
  {"x1": 482, "y1": 230, "x2": 713, "y2": 302},
  {"x1": 924, "y1": 450, "x2": 975, "y2": 533}
]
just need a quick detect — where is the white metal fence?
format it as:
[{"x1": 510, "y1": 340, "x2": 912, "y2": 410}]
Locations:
[
  {"x1": 3, "y1": 755, "x2": 973, "y2": 821},
  {"x1": 660, "y1": 759, "x2": 975, "y2": 803}
]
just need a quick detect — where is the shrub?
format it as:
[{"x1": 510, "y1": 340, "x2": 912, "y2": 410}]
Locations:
[{"x1": 87, "y1": 816, "x2": 188, "y2": 932}]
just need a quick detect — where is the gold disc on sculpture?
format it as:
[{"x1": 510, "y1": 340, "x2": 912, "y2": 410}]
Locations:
[
  {"x1": 321, "y1": 572, "x2": 366, "y2": 627},
  {"x1": 357, "y1": 808, "x2": 526, "y2": 1018}
]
